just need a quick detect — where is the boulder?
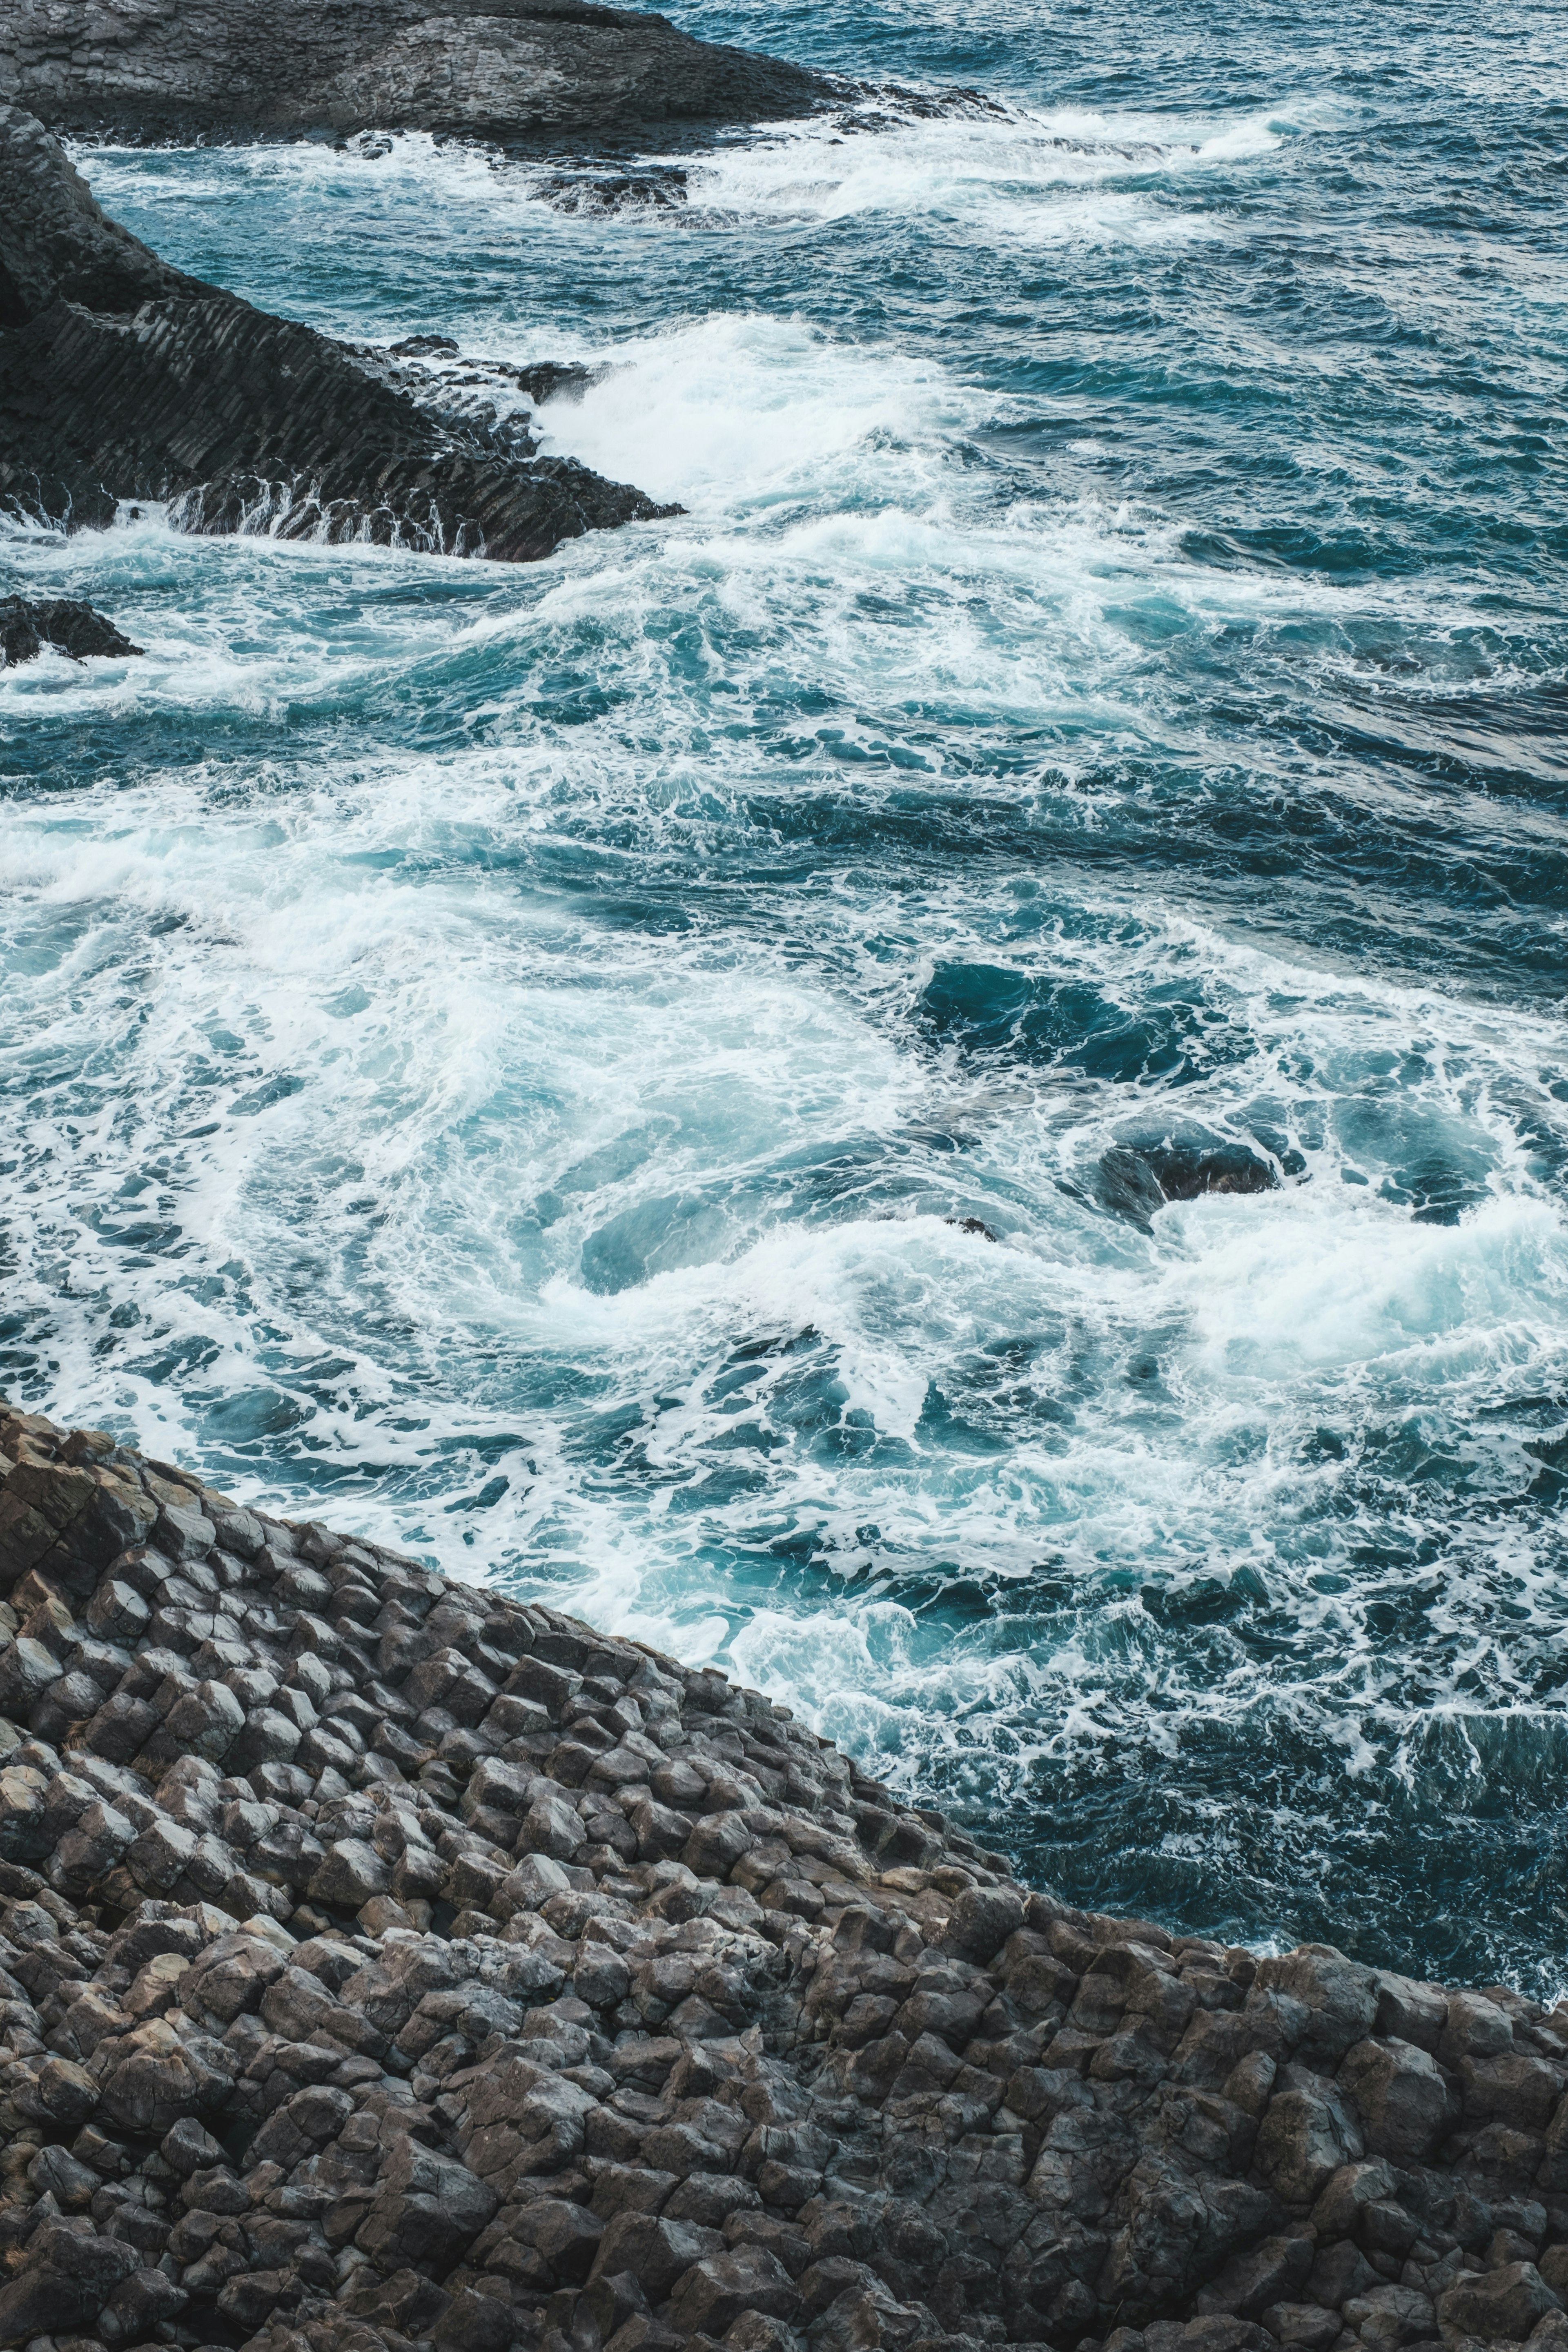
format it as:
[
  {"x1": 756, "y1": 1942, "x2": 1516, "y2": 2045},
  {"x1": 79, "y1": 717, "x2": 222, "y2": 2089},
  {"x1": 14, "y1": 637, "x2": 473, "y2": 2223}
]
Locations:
[
  {"x1": 1337, "y1": 2037, "x2": 1456, "y2": 2160},
  {"x1": 1254, "y1": 2076, "x2": 1363, "y2": 2202},
  {"x1": 0, "y1": 595, "x2": 142, "y2": 665},
  {"x1": 1438, "y1": 2261, "x2": 1561, "y2": 2342},
  {"x1": 670, "y1": 2245, "x2": 802, "y2": 2335},
  {"x1": 356, "y1": 2137, "x2": 499, "y2": 2275}
]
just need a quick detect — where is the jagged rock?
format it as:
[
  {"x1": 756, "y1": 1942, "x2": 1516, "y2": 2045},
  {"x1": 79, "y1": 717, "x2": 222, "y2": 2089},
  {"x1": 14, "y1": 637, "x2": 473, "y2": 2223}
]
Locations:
[
  {"x1": 1, "y1": 0, "x2": 842, "y2": 144},
  {"x1": 3, "y1": 1398, "x2": 1568, "y2": 2352},
  {"x1": 1096, "y1": 1138, "x2": 1280, "y2": 1228},
  {"x1": 0, "y1": 105, "x2": 677, "y2": 560},
  {"x1": 0, "y1": 595, "x2": 142, "y2": 664}
]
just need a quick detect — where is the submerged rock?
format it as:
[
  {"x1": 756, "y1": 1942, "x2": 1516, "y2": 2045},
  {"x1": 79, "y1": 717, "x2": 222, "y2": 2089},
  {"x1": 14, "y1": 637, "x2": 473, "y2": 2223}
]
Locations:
[
  {"x1": 2, "y1": 1401, "x2": 1567, "y2": 2352},
  {"x1": 0, "y1": 595, "x2": 142, "y2": 664},
  {"x1": 1098, "y1": 1138, "x2": 1281, "y2": 1227},
  {"x1": 508, "y1": 358, "x2": 610, "y2": 405},
  {"x1": 0, "y1": 0, "x2": 840, "y2": 144},
  {"x1": 0, "y1": 107, "x2": 677, "y2": 561}
]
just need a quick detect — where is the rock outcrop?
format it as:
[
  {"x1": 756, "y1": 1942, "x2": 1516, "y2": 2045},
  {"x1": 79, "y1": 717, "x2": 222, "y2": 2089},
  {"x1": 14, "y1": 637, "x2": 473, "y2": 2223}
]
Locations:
[
  {"x1": 0, "y1": 107, "x2": 675, "y2": 559},
  {"x1": 0, "y1": 595, "x2": 142, "y2": 664},
  {"x1": 0, "y1": 0, "x2": 839, "y2": 144},
  {"x1": 3, "y1": 1399, "x2": 1568, "y2": 2352}
]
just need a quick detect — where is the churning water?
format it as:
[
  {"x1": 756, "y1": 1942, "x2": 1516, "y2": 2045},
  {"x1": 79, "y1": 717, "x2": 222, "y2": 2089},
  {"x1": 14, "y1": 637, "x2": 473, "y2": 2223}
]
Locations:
[{"x1": 3, "y1": 0, "x2": 1567, "y2": 1990}]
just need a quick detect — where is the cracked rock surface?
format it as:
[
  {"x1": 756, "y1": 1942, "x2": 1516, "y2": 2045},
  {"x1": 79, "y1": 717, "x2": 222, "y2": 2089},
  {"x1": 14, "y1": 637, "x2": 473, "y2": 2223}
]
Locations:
[
  {"x1": 0, "y1": 107, "x2": 676, "y2": 559},
  {"x1": 0, "y1": 0, "x2": 839, "y2": 144},
  {"x1": 2, "y1": 1402, "x2": 1567, "y2": 2352}
]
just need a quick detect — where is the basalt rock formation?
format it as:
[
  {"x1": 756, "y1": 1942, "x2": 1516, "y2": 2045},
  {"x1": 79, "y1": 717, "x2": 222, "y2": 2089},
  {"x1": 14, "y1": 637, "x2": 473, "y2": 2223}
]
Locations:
[
  {"x1": 1095, "y1": 1141, "x2": 1281, "y2": 1231},
  {"x1": 0, "y1": 108, "x2": 675, "y2": 559},
  {"x1": 0, "y1": 595, "x2": 142, "y2": 663},
  {"x1": 0, "y1": 0, "x2": 840, "y2": 144},
  {"x1": 3, "y1": 1401, "x2": 1568, "y2": 2352}
]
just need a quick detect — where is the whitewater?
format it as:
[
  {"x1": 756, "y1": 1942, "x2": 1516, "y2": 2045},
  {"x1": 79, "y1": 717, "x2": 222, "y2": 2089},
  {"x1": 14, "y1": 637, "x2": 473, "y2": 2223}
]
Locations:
[{"x1": 2, "y1": 0, "x2": 1566, "y2": 1990}]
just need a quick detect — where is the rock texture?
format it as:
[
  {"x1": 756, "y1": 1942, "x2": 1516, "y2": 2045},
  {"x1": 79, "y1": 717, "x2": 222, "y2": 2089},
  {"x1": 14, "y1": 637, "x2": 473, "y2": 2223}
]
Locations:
[
  {"x1": 0, "y1": 107, "x2": 675, "y2": 559},
  {"x1": 3, "y1": 1401, "x2": 1568, "y2": 2352},
  {"x1": 0, "y1": 595, "x2": 142, "y2": 663},
  {"x1": 0, "y1": 0, "x2": 839, "y2": 143}
]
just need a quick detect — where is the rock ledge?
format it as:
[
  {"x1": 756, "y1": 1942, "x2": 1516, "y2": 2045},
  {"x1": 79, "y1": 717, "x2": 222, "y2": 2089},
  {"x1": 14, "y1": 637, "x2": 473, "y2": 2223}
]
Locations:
[
  {"x1": 0, "y1": 107, "x2": 676, "y2": 562},
  {"x1": 1, "y1": 1400, "x2": 1565, "y2": 2352}
]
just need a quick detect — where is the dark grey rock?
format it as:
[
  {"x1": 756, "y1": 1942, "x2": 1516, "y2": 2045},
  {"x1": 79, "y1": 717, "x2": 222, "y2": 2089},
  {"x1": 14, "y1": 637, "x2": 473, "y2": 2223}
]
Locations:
[
  {"x1": 2, "y1": 1396, "x2": 1566, "y2": 2352},
  {"x1": 0, "y1": 596, "x2": 142, "y2": 665},
  {"x1": 1254, "y1": 2073, "x2": 1363, "y2": 2202},
  {"x1": 1, "y1": 0, "x2": 842, "y2": 145},
  {"x1": 1438, "y1": 2258, "x2": 1561, "y2": 2341},
  {"x1": 1337, "y1": 2038, "x2": 1456, "y2": 2162},
  {"x1": 0, "y1": 105, "x2": 677, "y2": 563},
  {"x1": 671, "y1": 2245, "x2": 802, "y2": 2334}
]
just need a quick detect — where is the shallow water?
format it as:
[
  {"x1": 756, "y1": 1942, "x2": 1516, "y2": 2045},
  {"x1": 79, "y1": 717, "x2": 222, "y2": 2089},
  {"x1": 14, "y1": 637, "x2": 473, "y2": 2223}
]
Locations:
[{"x1": 3, "y1": 0, "x2": 1567, "y2": 1989}]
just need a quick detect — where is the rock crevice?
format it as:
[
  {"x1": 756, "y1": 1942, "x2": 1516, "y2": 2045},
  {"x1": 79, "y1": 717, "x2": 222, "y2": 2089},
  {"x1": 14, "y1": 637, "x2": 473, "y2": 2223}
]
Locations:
[{"x1": 0, "y1": 1401, "x2": 1565, "y2": 2352}]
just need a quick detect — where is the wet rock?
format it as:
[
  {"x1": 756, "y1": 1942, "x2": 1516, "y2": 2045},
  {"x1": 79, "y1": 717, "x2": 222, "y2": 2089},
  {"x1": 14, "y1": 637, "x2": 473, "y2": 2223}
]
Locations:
[
  {"x1": 532, "y1": 168, "x2": 690, "y2": 217},
  {"x1": 512, "y1": 359, "x2": 613, "y2": 404},
  {"x1": 2, "y1": 0, "x2": 842, "y2": 144}
]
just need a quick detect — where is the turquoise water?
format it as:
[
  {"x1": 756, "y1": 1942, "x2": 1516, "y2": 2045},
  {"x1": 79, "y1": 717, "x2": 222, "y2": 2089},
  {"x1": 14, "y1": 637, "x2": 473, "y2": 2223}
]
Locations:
[{"x1": 3, "y1": 0, "x2": 1567, "y2": 1989}]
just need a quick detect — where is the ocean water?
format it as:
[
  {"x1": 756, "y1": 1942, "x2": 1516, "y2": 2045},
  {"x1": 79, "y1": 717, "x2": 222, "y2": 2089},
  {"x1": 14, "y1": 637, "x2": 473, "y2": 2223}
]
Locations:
[{"x1": 3, "y1": 0, "x2": 1567, "y2": 1990}]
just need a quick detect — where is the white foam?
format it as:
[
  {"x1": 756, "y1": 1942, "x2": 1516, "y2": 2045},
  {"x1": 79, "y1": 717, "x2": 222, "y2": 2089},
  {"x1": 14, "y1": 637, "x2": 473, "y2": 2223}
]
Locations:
[{"x1": 663, "y1": 100, "x2": 1283, "y2": 232}]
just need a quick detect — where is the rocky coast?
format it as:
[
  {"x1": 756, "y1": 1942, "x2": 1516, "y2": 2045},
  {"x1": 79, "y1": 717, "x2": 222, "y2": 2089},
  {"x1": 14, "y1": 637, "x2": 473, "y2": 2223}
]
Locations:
[
  {"x1": 0, "y1": 107, "x2": 674, "y2": 560},
  {"x1": 1, "y1": 1400, "x2": 1566, "y2": 2352},
  {"x1": 0, "y1": 0, "x2": 839, "y2": 146}
]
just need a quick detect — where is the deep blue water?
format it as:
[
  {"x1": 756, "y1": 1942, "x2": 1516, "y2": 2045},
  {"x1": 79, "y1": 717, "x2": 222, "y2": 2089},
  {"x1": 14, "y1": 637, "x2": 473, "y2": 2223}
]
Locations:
[{"x1": 3, "y1": 0, "x2": 1567, "y2": 1989}]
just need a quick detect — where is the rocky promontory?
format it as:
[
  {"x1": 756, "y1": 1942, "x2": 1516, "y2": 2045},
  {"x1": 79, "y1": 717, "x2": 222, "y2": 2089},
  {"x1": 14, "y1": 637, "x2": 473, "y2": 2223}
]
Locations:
[
  {"x1": 3, "y1": 1400, "x2": 1568, "y2": 2352},
  {"x1": 0, "y1": 107, "x2": 674, "y2": 560},
  {"x1": 0, "y1": 0, "x2": 839, "y2": 145}
]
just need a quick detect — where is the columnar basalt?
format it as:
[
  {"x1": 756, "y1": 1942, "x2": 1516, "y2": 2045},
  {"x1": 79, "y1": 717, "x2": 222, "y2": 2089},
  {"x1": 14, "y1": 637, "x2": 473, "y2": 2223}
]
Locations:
[
  {"x1": 0, "y1": 0, "x2": 841, "y2": 145},
  {"x1": 0, "y1": 107, "x2": 676, "y2": 560},
  {"x1": 0, "y1": 1401, "x2": 1565, "y2": 2352}
]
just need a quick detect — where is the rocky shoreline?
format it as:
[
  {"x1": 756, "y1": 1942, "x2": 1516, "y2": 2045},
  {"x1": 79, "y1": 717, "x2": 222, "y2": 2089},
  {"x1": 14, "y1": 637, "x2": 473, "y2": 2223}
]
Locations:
[
  {"x1": 1, "y1": 1400, "x2": 1566, "y2": 2352},
  {"x1": 0, "y1": 107, "x2": 674, "y2": 561},
  {"x1": 0, "y1": 0, "x2": 840, "y2": 145}
]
